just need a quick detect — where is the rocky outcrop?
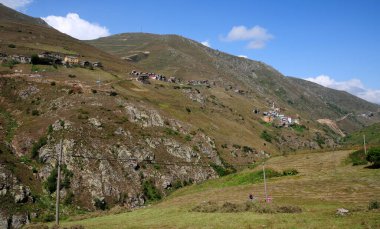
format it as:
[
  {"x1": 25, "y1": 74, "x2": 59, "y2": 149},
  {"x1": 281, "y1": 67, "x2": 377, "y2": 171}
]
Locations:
[
  {"x1": 88, "y1": 118, "x2": 102, "y2": 129},
  {"x1": 182, "y1": 88, "x2": 205, "y2": 104},
  {"x1": 163, "y1": 138, "x2": 199, "y2": 162},
  {"x1": 18, "y1": 85, "x2": 39, "y2": 99},
  {"x1": 125, "y1": 105, "x2": 164, "y2": 127},
  {"x1": 0, "y1": 165, "x2": 32, "y2": 229}
]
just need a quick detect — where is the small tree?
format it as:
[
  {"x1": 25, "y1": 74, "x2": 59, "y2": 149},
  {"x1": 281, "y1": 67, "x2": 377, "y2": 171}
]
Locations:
[{"x1": 366, "y1": 147, "x2": 380, "y2": 168}]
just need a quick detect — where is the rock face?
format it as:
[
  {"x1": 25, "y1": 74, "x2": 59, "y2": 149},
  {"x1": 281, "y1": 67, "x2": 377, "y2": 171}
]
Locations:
[
  {"x1": 125, "y1": 104, "x2": 164, "y2": 127},
  {"x1": 88, "y1": 118, "x2": 102, "y2": 129},
  {"x1": 0, "y1": 165, "x2": 32, "y2": 229},
  {"x1": 18, "y1": 85, "x2": 39, "y2": 99},
  {"x1": 30, "y1": 109, "x2": 221, "y2": 211}
]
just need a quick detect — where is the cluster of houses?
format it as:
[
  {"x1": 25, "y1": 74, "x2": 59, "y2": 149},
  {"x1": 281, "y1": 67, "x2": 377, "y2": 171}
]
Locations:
[
  {"x1": 130, "y1": 70, "x2": 179, "y2": 84},
  {"x1": 0, "y1": 53, "x2": 31, "y2": 64},
  {"x1": 187, "y1": 80, "x2": 210, "y2": 86},
  {"x1": 254, "y1": 103, "x2": 300, "y2": 127},
  {"x1": 0, "y1": 52, "x2": 101, "y2": 68}
]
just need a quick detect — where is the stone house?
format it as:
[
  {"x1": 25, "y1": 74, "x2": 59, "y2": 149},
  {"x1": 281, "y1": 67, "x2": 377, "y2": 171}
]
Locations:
[{"x1": 64, "y1": 56, "x2": 79, "y2": 65}]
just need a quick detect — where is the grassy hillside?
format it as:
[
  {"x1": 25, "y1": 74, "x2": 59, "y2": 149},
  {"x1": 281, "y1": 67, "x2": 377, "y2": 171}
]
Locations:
[
  {"x1": 88, "y1": 33, "x2": 380, "y2": 134},
  {"x1": 0, "y1": 4, "x2": 134, "y2": 75},
  {"x1": 1, "y1": 5, "x2": 380, "y2": 228},
  {"x1": 343, "y1": 122, "x2": 380, "y2": 147},
  {"x1": 0, "y1": 3, "x2": 48, "y2": 26},
  {"x1": 55, "y1": 150, "x2": 380, "y2": 228}
]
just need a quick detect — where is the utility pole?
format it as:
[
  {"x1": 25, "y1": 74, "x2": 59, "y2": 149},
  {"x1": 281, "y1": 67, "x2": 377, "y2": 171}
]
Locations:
[
  {"x1": 363, "y1": 135, "x2": 367, "y2": 155},
  {"x1": 55, "y1": 139, "x2": 63, "y2": 225},
  {"x1": 263, "y1": 163, "x2": 268, "y2": 203}
]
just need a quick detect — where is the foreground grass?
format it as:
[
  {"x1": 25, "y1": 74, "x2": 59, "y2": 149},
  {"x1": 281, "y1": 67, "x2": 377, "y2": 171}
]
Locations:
[{"x1": 57, "y1": 150, "x2": 380, "y2": 228}]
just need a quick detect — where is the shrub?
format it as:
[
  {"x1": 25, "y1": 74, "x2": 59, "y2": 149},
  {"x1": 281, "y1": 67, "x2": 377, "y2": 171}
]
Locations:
[
  {"x1": 282, "y1": 168, "x2": 299, "y2": 176},
  {"x1": 210, "y1": 163, "x2": 235, "y2": 177},
  {"x1": 242, "y1": 146, "x2": 253, "y2": 153},
  {"x1": 45, "y1": 167, "x2": 58, "y2": 193},
  {"x1": 257, "y1": 168, "x2": 282, "y2": 178},
  {"x1": 8, "y1": 44, "x2": 16, "y2": 48},
  {"x1": 368, "y1": 200, "x2": 379, "y2": 210},
  {"x1": 20, "y1": 156, "x2": 32, "y2": 164},
  {"x1": 68, "y1": 74, "x2": 76, "y2": 78},
  {"x1": 50, "y1": 81, "x2": 56, "y2": 86},
  {"x1": 32, "y1": 166, "x2": 38, "y2": 173},
  {"x1": 260, "y1": 130, "x2": 273, "y2": 143},
  {"x1": 47, "y1": 125, "x2": 53, "y2": 134},
  {"x1": 31, "y1": 109, "x2": 40, "y2": 116},
  {"x1": 184, "y1": 134, "x2": 192, "y2": 141},
  {"x1": 91, "y1": 89, "x2": 97, "y2": 94},
  {"x1": 109, "y1": 91, "x2": 118, "y2": 96},
  {"x1": 1, "y1": 59, "x2": 18, "y2": 68},
  {"x1": 42, "y1": 214, "x2": 55, "y2": 222},
  {"x1": 221, "y1": 144, "x2": 228, "y2": 148},
  {"x1": 366, "y1": 147, "x2": 380, "y2": 168},
  {"x1": 142, "y1": 179, "x2": 161, "y2": 201},
  {"x1": 164, "y1": 128, "x2": 179, "y2": 136},
  {"x1": 44, "y1": 164, "x2": 72, "y2": 193},
  {"x1": 172, "y1": 180, "x2": 183, "y2": 189},
  {"x1": 348, "y1": 149, "x2": 367, "y2": 166},
  {"x1": 186, "y1": 107, "x2": 191, "y2": 113},
  {"x1": 31, "y1": 136, "x2": 47, "y2": 158},
  {"x1": 94, "y1": 197, "x2": 107, "y2": 210},
  {"x1": 64, "y1": 192, "x2": 75, "y2": 205}
]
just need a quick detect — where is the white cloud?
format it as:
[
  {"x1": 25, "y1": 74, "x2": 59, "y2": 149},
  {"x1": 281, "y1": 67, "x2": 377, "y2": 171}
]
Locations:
[
  {"x1": 222, "y1": 25, "x2": 273, "y2": 49},
  {"x1": 42, "y1": 13, "x2": 110, "y2": 40},
  {"x1": 201, "y1": 40, "x2": 211, "y2": 47},
  {"x1": 305, "y1": 75, "x2": 380, "y2": 104},
  {"x1": 238, "y1": 55, "x2": 248, "y2": 59},
  {"x1": 0, "y1": 0, "x2": 32, "y2": 9}
]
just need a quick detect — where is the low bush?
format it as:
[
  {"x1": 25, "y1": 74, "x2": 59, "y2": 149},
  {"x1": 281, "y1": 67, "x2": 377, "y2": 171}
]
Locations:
[
  {"x1": 94, "y1": 197, "x2": 107, "y2": 210},
  {"x1": 31, "y1": 109, "x2": 40, "y2": 116},
  {"x1": 368, "y1": 200, "x2": 379, "y2": 210},
  {"x1": 366, "y1": 147, "x2": 380, "y2": 168},
  {"x1": 184, "y1": 134, "x2": 192, "y2": 141},
  {"x1": 109, "y1": 91, "x2": 118, "y2": 96},
  {"x1": 210, "y1": 163, "x2": 235, "y2": 177},
  {"x1": 142, "y1": 179, "x2": 161, "y2": 202},
  {"x1": 260, "y1": 130, "x2": 273, "y2": 143},
  {"x1": 348, "y1": 149, "x2": 367, "y2": 166},
  {"x1": 282, "y1": 168, "x2": 299, "y2": 176},
  {"x1": 164, "y1": 128, "x2": 179, "y2": 136},
  {"x1": 31, "y1": 136, "x2": 47, "y2": 158},
  {"x1": 242, "y1": 146, "x2": 253, "y2": 153}
]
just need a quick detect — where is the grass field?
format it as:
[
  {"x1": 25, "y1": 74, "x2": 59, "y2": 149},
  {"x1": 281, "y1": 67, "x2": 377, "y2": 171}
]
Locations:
[{"x1": 55, "y1": 150, "x2": 380, "y2": 228}]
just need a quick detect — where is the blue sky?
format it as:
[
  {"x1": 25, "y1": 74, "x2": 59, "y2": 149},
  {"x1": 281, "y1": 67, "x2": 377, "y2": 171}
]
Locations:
[{"x1": 2, "y1": 0, "x2": 380, "y2": 103}]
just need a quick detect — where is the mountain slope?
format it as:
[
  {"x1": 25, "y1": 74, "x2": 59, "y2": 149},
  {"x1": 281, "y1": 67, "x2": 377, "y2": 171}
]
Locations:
[
  {"x1": 0, "y1": 3, "x2": 48, "y2": 26},
  {"x1": 1, "y1": 5, "x2": 380, "y2": 228},
  {"x1": 88, "y1": 33, "x2": 380, "y2": 133}
]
